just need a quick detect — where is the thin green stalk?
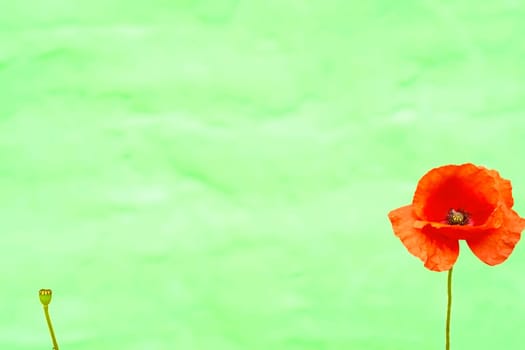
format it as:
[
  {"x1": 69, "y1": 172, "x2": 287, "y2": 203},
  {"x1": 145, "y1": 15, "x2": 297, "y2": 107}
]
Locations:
[
  {"x1": 445, "y1": 268, "x2": 453, "y2": 350},
  {"x1": 39, "y1": 289, "x2": 59, "y2": 350},
  {"x1": 43, "y1": 305, "x2": 59, "y2": 350}
]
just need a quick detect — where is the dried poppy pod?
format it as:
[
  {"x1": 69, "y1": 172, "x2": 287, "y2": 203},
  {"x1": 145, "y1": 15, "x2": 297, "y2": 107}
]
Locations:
[{"x1": 39, "y1": 289, "x2": 52, "y2": 306}]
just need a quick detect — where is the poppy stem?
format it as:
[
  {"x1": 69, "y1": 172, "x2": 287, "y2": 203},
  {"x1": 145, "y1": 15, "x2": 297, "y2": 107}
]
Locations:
[
  {"x1": 38, "y1": 289, "x2": 59, "y2": 349},
  {"x1": 43, "y1": 305, "x2": 59, "y2": 350},
  {"x1": 445, "y1": 267, "x2": 453, "y2": 350}
]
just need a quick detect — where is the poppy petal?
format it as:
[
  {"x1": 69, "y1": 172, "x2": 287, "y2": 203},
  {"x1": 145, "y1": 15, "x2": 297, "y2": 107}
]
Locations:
[
  {"x1": 388, "y1": 205, "x2": 459, "y2": 271},
  {"x1": 466, "y1": 206, "x2": 525, "y2": 266},
  {"x1": 412, "y1": 163, "x2": 498, "y2": 224},
  {"x1": 486, "y1": 169, "x2": 514, "y2": 208}
]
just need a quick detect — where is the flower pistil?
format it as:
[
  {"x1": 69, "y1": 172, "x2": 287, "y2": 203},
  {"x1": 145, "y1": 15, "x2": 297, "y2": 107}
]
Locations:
[{"x1": 446, "y1": 209, "x2": 469, "y2": 226}]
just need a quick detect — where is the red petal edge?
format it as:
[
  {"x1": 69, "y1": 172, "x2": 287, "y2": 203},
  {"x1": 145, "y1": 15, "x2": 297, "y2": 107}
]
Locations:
[{"x1": 388, "y1": 205, "x2": 459, "y2": 272}]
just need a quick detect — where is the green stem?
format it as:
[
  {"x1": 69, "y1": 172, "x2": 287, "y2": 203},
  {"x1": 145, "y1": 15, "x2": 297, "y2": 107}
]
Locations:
[
  {"x1": 446, "y1": 267, "x2": 453, "y2": 350},
  {"x1": 43, "y1": 305, "x2": 59, "y2": 350}
]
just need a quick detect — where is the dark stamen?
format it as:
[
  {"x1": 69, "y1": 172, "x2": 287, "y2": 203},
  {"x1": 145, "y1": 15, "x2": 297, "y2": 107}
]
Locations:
[{"x1": 446, "y1": 209, "x2": 469, "y2": 225}]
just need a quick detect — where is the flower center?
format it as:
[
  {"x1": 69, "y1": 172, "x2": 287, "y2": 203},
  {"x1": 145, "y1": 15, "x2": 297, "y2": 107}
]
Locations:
[{"x1": 446, "y1": 209, "x2": 469, "y2": 225}]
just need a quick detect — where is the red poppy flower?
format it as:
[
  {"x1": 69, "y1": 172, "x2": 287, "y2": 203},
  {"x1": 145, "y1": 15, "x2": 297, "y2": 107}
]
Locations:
[{"x1": 388, "y1": 163, "x2": 525, "y2": 272}]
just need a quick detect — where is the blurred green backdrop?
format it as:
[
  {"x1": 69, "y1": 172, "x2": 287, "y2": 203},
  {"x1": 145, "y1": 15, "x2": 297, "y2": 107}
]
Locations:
[{"x1": 1, "y1": 1, "x2": 525, "y2": 349}]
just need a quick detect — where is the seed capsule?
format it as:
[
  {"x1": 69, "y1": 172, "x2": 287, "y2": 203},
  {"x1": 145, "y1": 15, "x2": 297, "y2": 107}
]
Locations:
[{"x1": 39, "y1": 289, "x2": 52, "y2": 306}]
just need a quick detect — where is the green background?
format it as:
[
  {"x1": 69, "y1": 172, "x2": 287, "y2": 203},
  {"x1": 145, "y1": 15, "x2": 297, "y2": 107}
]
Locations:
[{"x1": 1, "y1": 1, "x2": 525, "y2": 349}]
